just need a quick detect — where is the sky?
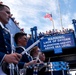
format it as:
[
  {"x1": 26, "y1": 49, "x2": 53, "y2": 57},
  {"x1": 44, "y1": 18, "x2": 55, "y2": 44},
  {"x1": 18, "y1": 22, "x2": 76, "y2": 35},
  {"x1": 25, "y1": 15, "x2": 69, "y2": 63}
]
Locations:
[{"x1": 1, "y1": 0, "x2": 76, "y2": 34}]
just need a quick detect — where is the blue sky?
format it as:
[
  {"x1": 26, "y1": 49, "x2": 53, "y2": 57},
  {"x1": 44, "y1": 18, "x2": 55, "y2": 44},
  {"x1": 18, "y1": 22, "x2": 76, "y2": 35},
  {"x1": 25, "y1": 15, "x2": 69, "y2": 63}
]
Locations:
[{"x1": 2, "y1": 0, "x2": 76, "y2": 34}]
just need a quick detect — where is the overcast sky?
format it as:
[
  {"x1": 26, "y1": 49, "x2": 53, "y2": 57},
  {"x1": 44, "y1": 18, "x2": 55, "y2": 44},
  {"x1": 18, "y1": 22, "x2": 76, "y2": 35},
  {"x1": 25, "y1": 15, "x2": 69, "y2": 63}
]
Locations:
[{"x1": 2, "y1": 0, "x2": 76, "y2": 34}]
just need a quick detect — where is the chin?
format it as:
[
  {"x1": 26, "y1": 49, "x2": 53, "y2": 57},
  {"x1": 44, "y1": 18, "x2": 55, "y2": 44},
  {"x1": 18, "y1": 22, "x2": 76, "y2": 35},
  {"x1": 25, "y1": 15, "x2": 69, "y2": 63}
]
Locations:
[{"x1": 5, "y1": 21, "x2": 9, "y2": 24}]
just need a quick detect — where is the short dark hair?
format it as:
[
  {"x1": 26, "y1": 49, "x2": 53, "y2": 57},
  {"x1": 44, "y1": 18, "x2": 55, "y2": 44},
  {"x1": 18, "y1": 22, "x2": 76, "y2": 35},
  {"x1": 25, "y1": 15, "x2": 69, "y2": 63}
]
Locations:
[
  {"x1": 14, "y1": 32, "x2": 27, "y2": 44},
  {"x1": 0, "y1": 4, "x2": 10, "y2": 11}
]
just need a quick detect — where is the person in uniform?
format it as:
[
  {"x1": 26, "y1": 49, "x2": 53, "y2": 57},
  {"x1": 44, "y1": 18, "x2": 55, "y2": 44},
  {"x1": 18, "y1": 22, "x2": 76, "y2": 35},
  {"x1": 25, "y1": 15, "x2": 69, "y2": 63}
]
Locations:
[
  {"x1": 14, "y1": 32, "x2": 37, "y2": 75},
  {"x1": 30, "y1": 46, "x2": 46, "y2": 75},
  {"x1": 30, "y1": 46, "x2": 46, "y2": 63},
  {"x1": 0, "y1": 4, "x2": 22, "y2": 75}
]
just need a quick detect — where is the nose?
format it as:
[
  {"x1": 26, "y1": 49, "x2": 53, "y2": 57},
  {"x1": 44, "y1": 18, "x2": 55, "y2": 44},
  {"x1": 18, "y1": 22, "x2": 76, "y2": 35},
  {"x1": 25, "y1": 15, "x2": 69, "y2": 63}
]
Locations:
[
  {"x1": 9, "y1": 14, "x2": 12, "y2": 18},
  {"x1": 7, "y1": 13, "x2": 12, "y2": 19}
]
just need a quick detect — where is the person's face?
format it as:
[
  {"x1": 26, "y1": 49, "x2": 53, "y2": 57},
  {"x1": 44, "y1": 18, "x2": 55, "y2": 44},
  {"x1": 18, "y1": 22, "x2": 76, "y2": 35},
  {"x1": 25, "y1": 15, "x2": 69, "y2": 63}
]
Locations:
[
  {"x1": 0, "y1": 6, "x2": 11, "y2": 24},
  {"x1": 18, "y1": 35, "x2": 27, "y2": 46},
  {"x1": 39, "y1": 52, "x2": 45, "y2": 61},
  {"x1": 35, "y1": 48, "x2": 40, "y2": 55}
]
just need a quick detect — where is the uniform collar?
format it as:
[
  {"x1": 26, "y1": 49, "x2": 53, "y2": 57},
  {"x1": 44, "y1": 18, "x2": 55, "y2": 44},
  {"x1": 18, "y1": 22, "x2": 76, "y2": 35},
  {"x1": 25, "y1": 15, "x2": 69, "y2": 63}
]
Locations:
[
  {"x1": 0, "y1": 22, "x2": 3, "y2": 25},
  {"x1": 0, "y1": 22, "x2": 5, "y2": 29}
]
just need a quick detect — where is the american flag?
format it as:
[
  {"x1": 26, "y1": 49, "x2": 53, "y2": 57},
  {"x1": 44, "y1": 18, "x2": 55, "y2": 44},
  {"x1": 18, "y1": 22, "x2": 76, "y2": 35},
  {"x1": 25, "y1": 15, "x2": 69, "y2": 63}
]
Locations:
[{"x1": 44, "y1": 13, "x2": 52, "y2": 20}]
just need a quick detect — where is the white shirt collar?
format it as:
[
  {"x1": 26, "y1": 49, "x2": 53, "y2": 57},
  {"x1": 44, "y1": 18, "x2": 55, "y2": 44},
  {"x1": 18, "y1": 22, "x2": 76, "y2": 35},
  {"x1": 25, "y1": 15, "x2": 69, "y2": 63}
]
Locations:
[
  {"x1": 0, "y1": 22, "x2": 10, "y2": 33},
  {"x1": 0, "y1": 22, "x2": 5, "y2": 29}
]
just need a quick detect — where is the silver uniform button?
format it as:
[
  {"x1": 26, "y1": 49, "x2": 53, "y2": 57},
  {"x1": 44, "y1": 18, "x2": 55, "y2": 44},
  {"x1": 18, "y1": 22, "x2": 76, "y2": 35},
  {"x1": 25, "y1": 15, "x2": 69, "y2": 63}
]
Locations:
[
  {"x1": 5, "y1": 45, "x2": 7, "y2": 48},
  {"x1": 7, "y1": 51, "x2": 9, "y2": 54}
]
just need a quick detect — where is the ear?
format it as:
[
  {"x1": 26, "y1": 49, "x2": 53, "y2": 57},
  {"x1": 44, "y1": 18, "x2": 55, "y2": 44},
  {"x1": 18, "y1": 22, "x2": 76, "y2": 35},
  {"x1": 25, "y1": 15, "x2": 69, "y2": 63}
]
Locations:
[{"x1": 18, "y1": 37, "x2": 21, "y2": 42}]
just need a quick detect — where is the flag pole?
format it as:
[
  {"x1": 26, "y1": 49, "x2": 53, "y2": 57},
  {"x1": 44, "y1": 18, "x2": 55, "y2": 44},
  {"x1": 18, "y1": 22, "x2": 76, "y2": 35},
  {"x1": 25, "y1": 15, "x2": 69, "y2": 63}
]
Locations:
[
  {"x1": 51, "y1": 18, "x2": 55, "y2": 31},
  {"x1": 48, "y1": 13, "x2": 55, "y2": 30},
  {"x1": 50, "y1": 13, "x2": 55, "y2": 30},
  {"x1": 57, "y1": 0, "x2": 63, "y2": 30}
]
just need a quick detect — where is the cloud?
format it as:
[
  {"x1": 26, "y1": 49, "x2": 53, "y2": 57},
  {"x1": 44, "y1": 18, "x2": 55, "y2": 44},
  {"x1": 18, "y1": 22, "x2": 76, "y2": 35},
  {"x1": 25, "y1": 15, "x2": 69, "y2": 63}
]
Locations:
[{"x1": 2, "y1": 0, "x2": 75, "y2": 34}]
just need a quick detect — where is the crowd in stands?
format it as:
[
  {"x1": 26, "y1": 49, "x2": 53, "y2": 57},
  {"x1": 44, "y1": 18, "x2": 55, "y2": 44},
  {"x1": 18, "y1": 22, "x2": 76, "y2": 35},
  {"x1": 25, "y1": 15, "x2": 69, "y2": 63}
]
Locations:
[
  {"x1": 38, "y1": 28, "x2": 74, "y2": 38},
  {"x1": 26, "y1": 28, "x2": 74, "y2": 45}
]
